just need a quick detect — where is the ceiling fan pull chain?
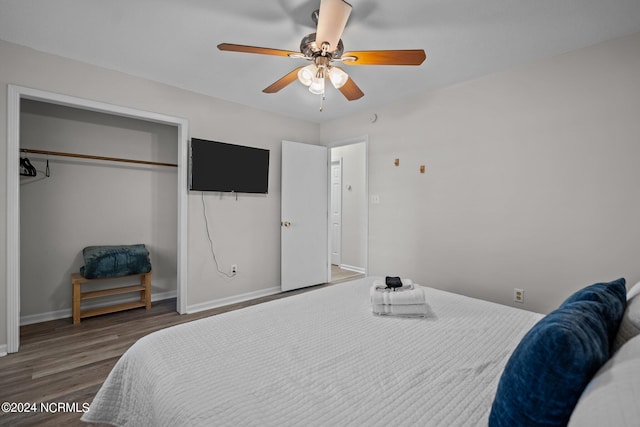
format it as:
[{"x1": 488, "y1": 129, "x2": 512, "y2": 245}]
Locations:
[{"x1": 320, "y1": 92, "x2": 325, "y2": 112}]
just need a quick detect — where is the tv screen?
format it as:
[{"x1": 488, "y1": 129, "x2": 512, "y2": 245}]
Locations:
[{"x1": 189, "y1": 138, "x2": 270, "y2": 193}]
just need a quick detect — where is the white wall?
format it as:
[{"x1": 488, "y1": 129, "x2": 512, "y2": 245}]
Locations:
[
  {"x1": 0, "y1": 39, "x2": 319, "y2": 347},
  {"x1": 3, "y1": 28, "x2": 640, "y2": 350},
  {"x1": 321, "y1": 31, "x2": 640, "y2": 314},
  {"x1": 331, "y1": 142, "x2": 366, "y2": 271},
  {"x1": 19, "y1": 100, "x2": 178, "y2": 319}
]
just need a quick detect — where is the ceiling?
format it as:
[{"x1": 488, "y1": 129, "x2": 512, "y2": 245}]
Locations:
[{"x1": 1, "y1": 0, "x2": 639, "y2": 124}]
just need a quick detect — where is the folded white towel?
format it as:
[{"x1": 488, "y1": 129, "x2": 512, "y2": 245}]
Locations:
[
  {"x1": 370, "y1": 283, "x2": 426, "y2": 306},
  {"x1": 372, "y1": 303, "x2": 428, "y2": 318}
]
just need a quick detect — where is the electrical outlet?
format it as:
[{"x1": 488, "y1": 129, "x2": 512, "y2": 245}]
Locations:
[
  {"x1": 231, "y1": 264, "x2": 237, "y2": 275},
  {"x1": 514, "y1": 288, "x2": 524, "y2": 303}
]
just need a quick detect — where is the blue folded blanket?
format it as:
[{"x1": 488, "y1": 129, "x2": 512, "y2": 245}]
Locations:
[{"x1": 80, "y1": 244, "x2": 152, "y2": 279}]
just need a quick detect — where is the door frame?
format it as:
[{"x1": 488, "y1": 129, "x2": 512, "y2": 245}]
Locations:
[
  {"x1": 330, "y1": 158, "x2": 343, "y2": 266},
  {"x1": 326, "y1": 135, "x2": 369, "y2": 279},
  {"x1": 6, "y1": 84, "x2": 189, "y2": 354}
]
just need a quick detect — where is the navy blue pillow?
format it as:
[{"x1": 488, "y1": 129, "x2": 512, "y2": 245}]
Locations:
[
  {"x1": 560, "y1": 278, "x2": 627, "y2": 346},
  {"x1": 489, "y1": 279, "x2": 626, "y2": 427}
]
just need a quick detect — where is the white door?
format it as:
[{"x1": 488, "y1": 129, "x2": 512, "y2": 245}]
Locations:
[
  {"x1": 281, "y1": 141, "x2": 328, "y2": 291},
  {"x1": 330, "y1": 159, "x2": 342, "y2": 265}
]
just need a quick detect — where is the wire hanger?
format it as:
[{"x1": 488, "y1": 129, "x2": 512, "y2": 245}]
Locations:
[{"x1": 19, "y1": 157, "x2": 37, "y2": 177}]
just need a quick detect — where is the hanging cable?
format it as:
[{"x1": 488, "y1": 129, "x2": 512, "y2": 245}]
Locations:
[{"x1": 201, "y1": 192, "x2": 236, "y2": 278}]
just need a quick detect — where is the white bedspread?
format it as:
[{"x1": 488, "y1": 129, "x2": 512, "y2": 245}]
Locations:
[{"x1": 82, "y1": 277, "x2": 542, "y2": 426}]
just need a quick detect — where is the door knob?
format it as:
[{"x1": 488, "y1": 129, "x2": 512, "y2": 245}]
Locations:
[{"x1": 281, "y1": 221, "x2": 291, "y2": 228}]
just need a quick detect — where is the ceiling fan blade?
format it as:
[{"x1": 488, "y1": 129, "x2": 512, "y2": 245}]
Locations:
[
  {"x1": 263, "y1": 67, "x2": 304, "y2": 93},
  {"x1": 338, "y1": 77, "x2": 364, "y2": 101},
  {"x1": 342, "y1": 49, "x2": 427, "y2": 66},
  {"x1": 315, "y1": 0, "x2": 352, "y2": 53},
  {"x1": 218, "y1": 43, "x2": 299, "y2": 57}
]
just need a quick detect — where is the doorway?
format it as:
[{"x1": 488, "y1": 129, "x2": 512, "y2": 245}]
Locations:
[
  {"x1": 328, "y1": 137, "x2": 368, "y2": 283},
  {"x1": 6, "y1": 85, "x2": 189, "y2": 353}
]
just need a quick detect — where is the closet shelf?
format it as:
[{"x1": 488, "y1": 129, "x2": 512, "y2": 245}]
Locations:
[{"x1": 20, "y1": 148, "x2": 177, "y2": 168}]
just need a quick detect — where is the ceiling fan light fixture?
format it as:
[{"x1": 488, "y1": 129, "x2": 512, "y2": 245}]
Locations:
[
  {"x1": 309, "y1": 77, "x2": 325, "y2": 95},
  {"x1": 218, "y1": 0, "x2": 426, "y2": 109},
  {"x1": 328, "y1": 67, "x2": 348, "y2": 89},
  {"x1": 297, "y1": 64, "x2": 317, "y2": 86}
]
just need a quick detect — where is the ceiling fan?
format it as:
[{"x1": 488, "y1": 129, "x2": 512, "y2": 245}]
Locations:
[{"x1": 218, "y1": 0, "x2": 426, "y2": 110}]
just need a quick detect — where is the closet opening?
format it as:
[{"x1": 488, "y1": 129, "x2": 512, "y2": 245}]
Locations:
[{"x1": 7, "y1": 85, "x2": 189, "y2": 353}]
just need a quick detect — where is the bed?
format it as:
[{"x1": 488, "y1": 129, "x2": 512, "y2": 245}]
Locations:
[{"x1": 82, "y1": 276, "x2": 640, "y2": 426}]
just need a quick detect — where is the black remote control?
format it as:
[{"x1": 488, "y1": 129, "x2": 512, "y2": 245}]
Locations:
[{"x1": 385, "y1": 276, "x2": 403, "y2": 289}]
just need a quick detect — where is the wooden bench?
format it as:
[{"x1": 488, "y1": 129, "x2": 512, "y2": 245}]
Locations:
[{"x1": 72, "y1": 272, "x2": 151, "y2": 324}]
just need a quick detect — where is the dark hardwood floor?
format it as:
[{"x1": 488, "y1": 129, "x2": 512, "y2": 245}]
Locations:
[{"x1": 0, "y1": 274, "x2": 363, "y2": 426}]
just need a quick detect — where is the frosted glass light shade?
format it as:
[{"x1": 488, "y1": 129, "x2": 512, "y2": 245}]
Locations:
[
  {"x1": 297, "y1": 64, "x2": 316, "y2": 86},
  {"x1": 328, "y1": 67, "x2": 348, "y2": 88},
  {"x1": 309, "y1": 77, "x2": 325, "y2": 95}
]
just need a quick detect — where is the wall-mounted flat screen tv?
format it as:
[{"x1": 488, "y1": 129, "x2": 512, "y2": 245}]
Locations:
[{"x1": 189, "y1": 138, "x2": 270, "y2": 193}]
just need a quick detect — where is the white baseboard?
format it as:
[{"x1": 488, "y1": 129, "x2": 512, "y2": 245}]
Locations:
[
  {"x1": 186, "y1": 286, "x2": 281, "y2": 314},
  {"x1": 0, "y1": 344, "x2": 7, "y2": 357},
  {"x1": 19, "y1": 290, "x2": 177, "y2": 326},
  {"x1": 339, "y1": 264, "x2": 365, "y2": 274},
  {"x1": 20, "y1": 286, "x2": 283, "y2": 325}
]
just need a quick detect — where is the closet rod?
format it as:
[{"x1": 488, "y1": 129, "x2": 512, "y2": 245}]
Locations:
[{"x1": 19, "y1": 148, "x2": 177, "y2": 168}]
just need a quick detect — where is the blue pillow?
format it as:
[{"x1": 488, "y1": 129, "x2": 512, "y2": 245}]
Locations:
[
  {"x1": 489, "y1": 279, "x2": 626, "y2": 427},
  {"x1": 561, "y1": 278, "x2": 626, "y2": 307},
  {"x1": 560, "y1": 278, "x2": 627, "y2": 346},
  {"x1": 81, "y1": 244, "x2": 152, "y2": 279}
]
